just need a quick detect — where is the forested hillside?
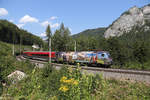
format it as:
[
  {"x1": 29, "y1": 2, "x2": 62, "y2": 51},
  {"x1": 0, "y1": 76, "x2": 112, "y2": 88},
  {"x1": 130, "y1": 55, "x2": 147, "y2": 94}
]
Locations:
[
  {"x1": 72, "y1": 22, "x2": 150, "y2": 69},
  {"x1": 0, "y1": 20, "x2": 43, "y2": 45},
  {"x1": 105, "y1": 28, "x2": 150, "y2": 69},
  {"x1": 73, "y1": 27, "x2": 106, "y2": 38}
]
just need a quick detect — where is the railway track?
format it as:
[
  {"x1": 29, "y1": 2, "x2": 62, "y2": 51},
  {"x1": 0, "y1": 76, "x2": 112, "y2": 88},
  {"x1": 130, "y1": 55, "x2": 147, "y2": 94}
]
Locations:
[{"x1": 16, "y1": 55, "x2": 150, "y2": 83}]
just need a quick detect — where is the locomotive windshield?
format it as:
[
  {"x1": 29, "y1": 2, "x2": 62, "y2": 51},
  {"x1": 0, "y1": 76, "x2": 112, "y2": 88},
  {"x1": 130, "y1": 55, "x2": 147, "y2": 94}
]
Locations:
[{"x1": 97, "y1": 52, "x2": 110, "y2": 59}]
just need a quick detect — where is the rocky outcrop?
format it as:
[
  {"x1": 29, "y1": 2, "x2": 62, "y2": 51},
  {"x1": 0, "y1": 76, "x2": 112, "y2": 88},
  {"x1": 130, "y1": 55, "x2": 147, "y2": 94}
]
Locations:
[
  {"x1": 7, "y1": 70, "x2": 26, "y2": 84},
  {"x1": 104, "y1": 5, "x2": 150, "y2": 38}
]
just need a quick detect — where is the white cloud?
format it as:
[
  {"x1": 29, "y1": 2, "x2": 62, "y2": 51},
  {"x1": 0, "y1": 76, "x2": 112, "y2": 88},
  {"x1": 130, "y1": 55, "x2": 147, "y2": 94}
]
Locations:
[
  {"x1": 41, "y1": 21, "x2": 59, "y2": 28},
  {"x1": 50, "y1": 16, "x2": 58, "y2": 20},
  {"x1": 0, "y1": 8, "x2": 8, "y2": 16},
  {"x1": 41, "y1": 21, "x2": 50, "y2": 27},
  {"x1": 17, "y1": 24, "x2": 25, "y2": 28},
  {"x1": 9, "y1": 19, "x2": 14, "y2": 23},
  {"x1": 19, "y1": 15, "x2": 38, "y2": 23},
  {"x1": 51, "y1": 23, "x2": 60, "y2": 28},
  {"x1": 40, "y1": 32, "x2": 46, "y2": 37}
]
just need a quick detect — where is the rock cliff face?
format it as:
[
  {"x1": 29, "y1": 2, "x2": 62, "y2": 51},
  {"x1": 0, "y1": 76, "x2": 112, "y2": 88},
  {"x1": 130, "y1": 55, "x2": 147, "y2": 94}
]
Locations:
[{"x1": 104, "y1": 5, "x2": 150, "y2": 38}]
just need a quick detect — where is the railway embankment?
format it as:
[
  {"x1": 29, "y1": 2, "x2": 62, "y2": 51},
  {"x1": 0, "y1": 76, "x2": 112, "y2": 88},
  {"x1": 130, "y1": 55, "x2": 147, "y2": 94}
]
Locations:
[{"x1": 17, "y1": 55, "x2": 150, "y2": 83}]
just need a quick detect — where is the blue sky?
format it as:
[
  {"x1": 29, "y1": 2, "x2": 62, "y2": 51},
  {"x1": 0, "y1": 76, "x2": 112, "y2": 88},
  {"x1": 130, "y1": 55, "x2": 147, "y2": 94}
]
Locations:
[{"x1": 0, "y1": 0, "x2": 149, "y2": 37}]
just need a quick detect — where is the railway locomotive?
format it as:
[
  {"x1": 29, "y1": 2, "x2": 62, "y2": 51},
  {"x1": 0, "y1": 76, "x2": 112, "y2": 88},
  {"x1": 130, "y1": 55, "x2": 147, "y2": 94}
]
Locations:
[{"x1": 23, "y1": 51, "x2": 112, "y2": 67}]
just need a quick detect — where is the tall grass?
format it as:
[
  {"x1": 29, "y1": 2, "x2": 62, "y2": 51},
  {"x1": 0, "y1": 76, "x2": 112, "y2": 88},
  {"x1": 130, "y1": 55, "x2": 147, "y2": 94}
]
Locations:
[{"x1": 5, "y1": 65, "x2": 150, "y2": 100}]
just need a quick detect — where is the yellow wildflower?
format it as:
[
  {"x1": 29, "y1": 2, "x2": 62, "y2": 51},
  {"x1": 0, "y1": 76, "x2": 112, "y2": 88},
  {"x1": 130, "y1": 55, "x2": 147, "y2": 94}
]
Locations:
[
  {"x1": 60, "y1": 76, "x2": 67, "y2": 82},
  {"x1": 64, "y1": 79, "x2": 72, "y2": 83},
  {"x1": 59, "y1": 86, "x2": 69, "y2": 92},
  {"x1": 73, "y1": 80, "x2": 78, "y2": 85},
  {"x1": 70, "y1": 78, "x2": 74, "y2": 82},
  {"x1": 64, "y1": 78, "x2": 75, "y2": 84},
  {"x1": 60, "y1": 76, "x2": 78, "y2": 86}
]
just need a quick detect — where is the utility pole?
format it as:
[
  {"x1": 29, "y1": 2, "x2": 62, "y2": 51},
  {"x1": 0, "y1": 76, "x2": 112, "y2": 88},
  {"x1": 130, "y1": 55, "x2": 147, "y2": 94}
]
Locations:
[
  {"x1": 12, "y1": 44, "x2": 14, "y2": 56},
  {"x1": 74, "y1": 40, "x2": 76, "y2": 53},
  {"x1": 46, "y1": 24, "x2": 52, "y2": 65},
  {"x1": 20, "y1": 34, "x2": 22, "y2": 54},
  {"x1": 49, "y1": 37, "x2": 51, "y2": 64},
  {"x1": 12, "y1": 32, "x2": 15, "y2": 56}
]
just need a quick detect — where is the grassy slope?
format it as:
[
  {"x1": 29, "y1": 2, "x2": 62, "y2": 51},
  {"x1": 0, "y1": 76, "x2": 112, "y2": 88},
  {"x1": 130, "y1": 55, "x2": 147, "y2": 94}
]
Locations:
[
  {"x1": 0, "y1": 41, "x2": 34, "y2": 79},
  {"x1": 4, "y1": 66, "x2": 150, "y2": 100}
]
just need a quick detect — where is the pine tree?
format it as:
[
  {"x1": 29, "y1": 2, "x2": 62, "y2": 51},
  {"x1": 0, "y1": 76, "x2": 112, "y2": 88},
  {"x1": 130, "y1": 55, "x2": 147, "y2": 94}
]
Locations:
[
  {"x1": 46, "y1": 25, "x2": 52, "y2": 47},
  {"x1": 60, "y1": 23, "x2": 65, "y2": 36},
  {"x1": 63, "y1": 27, "x2": 72, "y2": 51},
  {"x1": 54, "y1": 23, "x2": 72, "y2": 51},
  {"x1": 53, "y1": 30, "x2": 63, "y2": 51},
  {"x1": 133, "y1": 41, "x2": 150, "y2": 69}
]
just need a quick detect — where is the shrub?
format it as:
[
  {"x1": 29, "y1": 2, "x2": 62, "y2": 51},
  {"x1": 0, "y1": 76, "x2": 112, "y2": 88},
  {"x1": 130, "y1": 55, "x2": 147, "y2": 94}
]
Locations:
[{"x1": 4, "y1": 63, "x2": 150, "y2": 99}]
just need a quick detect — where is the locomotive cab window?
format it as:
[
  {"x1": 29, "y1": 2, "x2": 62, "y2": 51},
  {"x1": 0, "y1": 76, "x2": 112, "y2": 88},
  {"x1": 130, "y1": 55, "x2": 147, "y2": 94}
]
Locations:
[
  {"x1": 101, "y1": 54, "x2": 105, "y2": 57},
  {"x1": 98, "y1": 53, "x2": 108, "y2": 59}
]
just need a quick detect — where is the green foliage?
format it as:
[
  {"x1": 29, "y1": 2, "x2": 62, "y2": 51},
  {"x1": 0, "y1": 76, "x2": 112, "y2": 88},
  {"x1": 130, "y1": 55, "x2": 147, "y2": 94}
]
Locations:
[
  {"x1": 66, "y1": 24, "x2": 150, "y2": 69},
  {"x1": 107, "y1": 79, "x2": 150, "y2": 99},
  {"x1": 1, "y1": 15, "x2": 150, "y2": 99},
  {"x1": 71, "y1": 23, "x2": 150, "y2": 69},
  {"x1": 106, "y1": 37, "x2": 131, "y2": 66},
  {"x1": 5, "y1": 64, "x2": 150, "y2": 99},
  {"x1": 109, "y1": 26, "x2": 150, "y2": 69},
  {"x1": 73, "y1": 27, "x2": 106, "y2": 38},
  {"x1": 0, "y1": 39, "x2": 149, "y2": 99},
  {"x1": 72, "y1": 27, "x2": 107, "y2": 51},
  {"x1": 0, "y1": 41, "x2": 34, "y2": 96},
  {"x1": 52, "y1": 23, "x2": 72, "y2": 51},
  {"x1": 133, "y1": 41, "x2": 150, "y2": 65},
  {"x1": 1, "y1": 19, "x2": 150, "y2": 69},
  {"x1": 52, "y1": 30, "x2": 63, "y2": 51},
  {"x1": 6, "y1": 65, "x2": 107, "y2": 100},
  {"x1": 49, "y1": 24, "x2": 106, "y2": 52},
  {"x1": 0, "y1": 83, "x2": 2, "y2": 96},
  {"x1": 0, "y1": 20, "x2": 43, "y2": 46}
]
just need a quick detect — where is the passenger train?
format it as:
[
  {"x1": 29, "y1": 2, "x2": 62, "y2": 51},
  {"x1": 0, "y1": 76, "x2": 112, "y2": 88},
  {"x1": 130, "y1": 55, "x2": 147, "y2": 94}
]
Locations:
[{"x1": 23, "y1": 51, "x2": 113, "y2": 67}]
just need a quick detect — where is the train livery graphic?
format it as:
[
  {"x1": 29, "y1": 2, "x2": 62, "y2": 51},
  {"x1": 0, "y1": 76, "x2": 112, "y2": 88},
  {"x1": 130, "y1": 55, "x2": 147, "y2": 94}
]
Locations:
[
  {"x1": 23, "y1": 51, "x2": 56, "y2": 61},
  {"x1": 23, "y1": 51, "x2": 112, "y2": 67}
]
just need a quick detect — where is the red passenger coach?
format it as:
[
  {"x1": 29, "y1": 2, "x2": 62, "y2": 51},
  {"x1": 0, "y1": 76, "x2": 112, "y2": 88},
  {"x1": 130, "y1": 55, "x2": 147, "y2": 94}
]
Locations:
[{"x1": 23, "y1": 51, "x2": 56, "y2": 61}]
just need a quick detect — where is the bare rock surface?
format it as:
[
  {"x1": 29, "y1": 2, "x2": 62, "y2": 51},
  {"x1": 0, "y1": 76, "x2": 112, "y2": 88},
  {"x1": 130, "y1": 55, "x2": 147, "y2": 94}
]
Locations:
[
  {"x1": 7, "y1": 70, "x2": 26, "y2": 83},
  {"x1": 104, "y1": 5, "x2": 150, "y2": 38}
]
